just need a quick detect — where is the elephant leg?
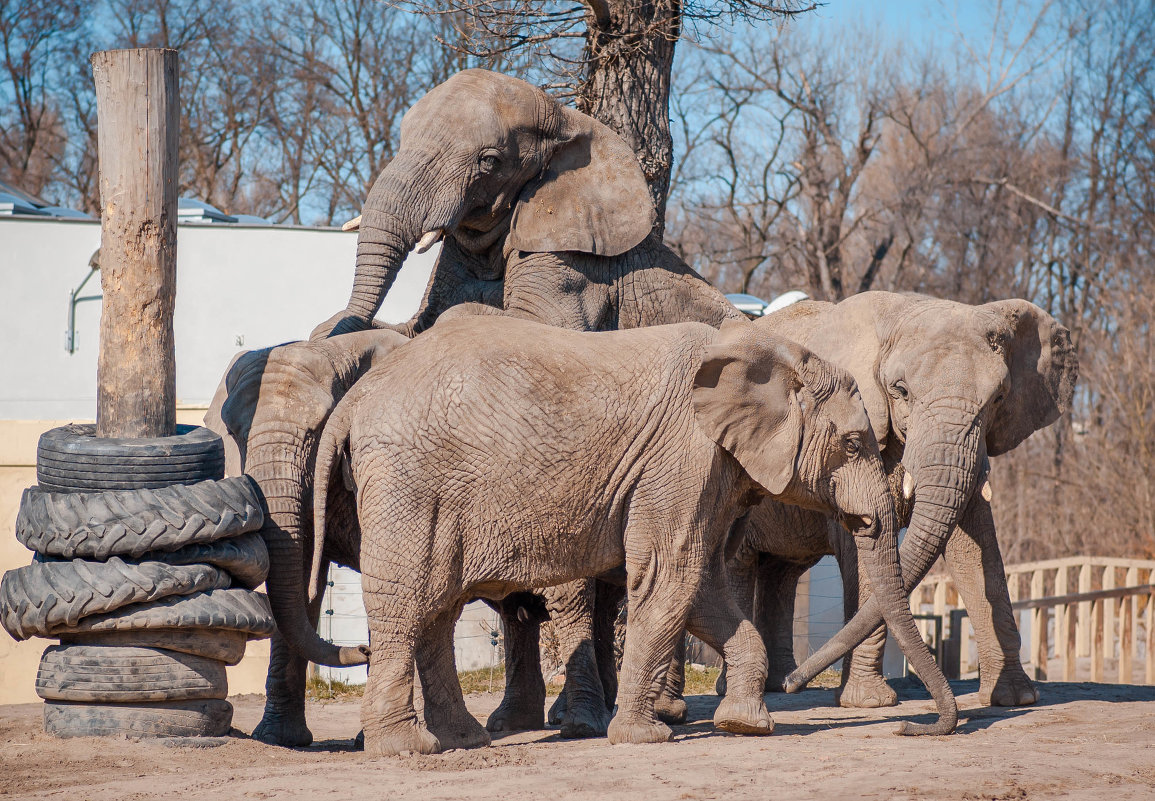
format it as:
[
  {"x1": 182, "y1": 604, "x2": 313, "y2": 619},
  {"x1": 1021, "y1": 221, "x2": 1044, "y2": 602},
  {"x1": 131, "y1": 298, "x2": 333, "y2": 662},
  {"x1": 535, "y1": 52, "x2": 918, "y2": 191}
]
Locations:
[
  {"x1": 607, "y1": 562, "x2": 694, "y2": 744},
  {"x1": 833, "y1": 532, "x2": 898, "y2": 708},
  {"x1": 547, "y1": 579, "x2": 611, "y2": 739},
  {"x1": 360, "y1": 572, "x2": 439, "y2": 757},
  {"x1": 417, "y1": 601, "x2": 491, "y2": 749},
  {"x1": 713, "y1": 543, "x2": 759, "y2": 698},
  {"x1": 654, "y1": 637, "x2": 687, "y2": 724},
  {"x1": 684, "y1": 550, "x2": 773, "y2": 736},
  {"x1": 594, "y1": 580, "x2": 624, "y2": 710},
  {"x1": 486, "y1": 593, "x2": 547, "y2": 733},
  {"x1": 944, "y1": 491, "x2": 1037, "y2": 707},
  {"x1": 756, "y1": 556, "x2": 820, "y2": 693},
  {"x1": 252, "y1": 557, "x2": 328, "y2": 747},
  {"x1": 502, "y1": 251, "x2": 611, "y2": 331}
]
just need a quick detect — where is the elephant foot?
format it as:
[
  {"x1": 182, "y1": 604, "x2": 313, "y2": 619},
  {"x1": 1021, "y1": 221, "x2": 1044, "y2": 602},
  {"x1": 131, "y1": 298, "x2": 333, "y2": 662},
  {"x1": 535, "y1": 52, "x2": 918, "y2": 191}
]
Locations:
[
  {"x1": 713, "y1": 695, "x2": 774, "y2": 736},
  {"x1": 546, "y1": 692, "x2": 567, "y2": 725},
  {"x1": 980, "y1": 665, "x2": 1039, "y2": 707},
  {"x1": 252, "y1": 712, "x2": 313, "y2": 748},
  {"x1": 560, "y1": 700, "x2": 610, "y2": 739},
  {"x1": 363, "y1": 721, "x2": 441, "y2": 757},
  {"x1": 836, "y1": 675, "x2": 898, "y2": 708},
  {"x1": 485, "y1": 698, "x2": 545, "y2": 733},
  {"x1": 429, "y1": 715, "x2": 492, "y2": 750},
  {"x1": 607, "y1": 714, "x2": 672, "y2": 745},
  {"x1": 654, "y1": 694, "x2": 688, "y2": 725}
]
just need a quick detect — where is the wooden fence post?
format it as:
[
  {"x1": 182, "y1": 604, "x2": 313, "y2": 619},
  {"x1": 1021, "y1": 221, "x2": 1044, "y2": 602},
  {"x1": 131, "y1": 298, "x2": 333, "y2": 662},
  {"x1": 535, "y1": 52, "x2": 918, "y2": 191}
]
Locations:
[{"x1": 91, "y1": 48, "x2": 179, "y2": 438}]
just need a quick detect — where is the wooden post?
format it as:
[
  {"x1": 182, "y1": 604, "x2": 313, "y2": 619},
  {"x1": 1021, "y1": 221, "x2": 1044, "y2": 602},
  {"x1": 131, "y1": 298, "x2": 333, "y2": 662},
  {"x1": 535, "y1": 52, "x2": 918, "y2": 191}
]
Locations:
[
  {"x1": 1120, "y1": 595, "x2": 1133, "y2": 683},
  {"x1": 1032, "y1": 604, "x2": 1049, "y2": 681},
  {"x1": 1055, "y1": 567, "x2": 1068, "y2": 662},
  {"x1": 1030, "y1": 570, "x2": 1045, "y2": 677},
  {"x1": 1146, "y1": 592, "x2": 1155, "y2": 685},
  {"x1": 1090, "y1": 598, "x2": 1104, "y2": 682},
  {"x1": 1077, "y1": 563, "x2": 1093, "y2": 656},
  {"x1": 1103, "y1": 566, "x2": 1116, "y2": 662},
  {"x1": 91, "y1": 48, "x2": 179, "y2": 438},
  {"x1": 1062, "y1": 601, "x2": 1076, "y2": 681}
]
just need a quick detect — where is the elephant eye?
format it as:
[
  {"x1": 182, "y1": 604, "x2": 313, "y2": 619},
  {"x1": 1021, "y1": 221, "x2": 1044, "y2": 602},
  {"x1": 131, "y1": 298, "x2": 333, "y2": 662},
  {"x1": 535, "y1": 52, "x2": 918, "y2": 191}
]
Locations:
[
  {"x1": 843, "y1": 435, "x2": 861, "y2": 457},
  {"x1": 478, "y1": 154, "x2": 501, "y2": 174},
  {"x1": 893, "y1": 381, "x2": 909, "y2": 400}
]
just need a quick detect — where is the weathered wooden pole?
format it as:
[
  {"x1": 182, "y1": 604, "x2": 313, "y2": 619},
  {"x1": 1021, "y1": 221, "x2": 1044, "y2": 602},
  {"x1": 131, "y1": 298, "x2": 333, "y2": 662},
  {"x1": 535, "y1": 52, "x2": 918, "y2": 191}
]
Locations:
[{"x1": 91, "y1": 48, "x2": 179, "y2": 438}]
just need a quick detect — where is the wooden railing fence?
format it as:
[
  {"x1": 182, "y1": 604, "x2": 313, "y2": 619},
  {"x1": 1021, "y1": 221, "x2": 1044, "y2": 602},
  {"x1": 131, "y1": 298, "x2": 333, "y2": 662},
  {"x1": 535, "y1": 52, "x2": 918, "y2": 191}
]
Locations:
[{"x1": 912, "y1": 557, "x2": 1155, "y2": 684}]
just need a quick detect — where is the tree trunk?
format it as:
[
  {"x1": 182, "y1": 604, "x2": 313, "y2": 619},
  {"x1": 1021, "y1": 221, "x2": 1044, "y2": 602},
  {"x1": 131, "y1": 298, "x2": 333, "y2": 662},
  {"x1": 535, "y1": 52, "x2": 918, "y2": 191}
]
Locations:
[
  {"x1": 578, "y1": 1, "x2": 679, "y2": 236},
  {"x1": 91, "y1": 48, "x2": 179, "y2": 438}
]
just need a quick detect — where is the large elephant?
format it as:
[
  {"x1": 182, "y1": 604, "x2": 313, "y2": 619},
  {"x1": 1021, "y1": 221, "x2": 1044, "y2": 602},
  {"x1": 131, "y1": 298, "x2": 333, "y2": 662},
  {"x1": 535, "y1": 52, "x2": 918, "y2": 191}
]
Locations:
[
  {"x1": 312, "y1": 67, "x2": 748, "y2": 740},
  {"x1": 204, "y1": 330, "x2": 409, "y2": 746},
  {"x1": 692, "y1": 292, "x2": 1076, "y2": 708},
  {"x1": 309, "y1": 315, "x2": 957, "y2": 756},
  {"x1": 311, "y1": 67, "x2": 738, "y2": 340}
]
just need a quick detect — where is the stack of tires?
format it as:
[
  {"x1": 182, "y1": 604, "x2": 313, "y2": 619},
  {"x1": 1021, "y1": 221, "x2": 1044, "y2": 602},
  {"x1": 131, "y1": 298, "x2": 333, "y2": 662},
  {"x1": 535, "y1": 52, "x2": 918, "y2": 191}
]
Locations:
[{"x1": 0, "y1": 424, "x2": 276, "y2": 739}]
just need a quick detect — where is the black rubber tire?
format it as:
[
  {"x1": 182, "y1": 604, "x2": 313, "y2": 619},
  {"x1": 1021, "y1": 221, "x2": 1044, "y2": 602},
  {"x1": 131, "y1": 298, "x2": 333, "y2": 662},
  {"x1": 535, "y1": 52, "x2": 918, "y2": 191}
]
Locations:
[
  {"x1": 140, "y1": 532, "x2": 269, "y2": 590},
  {"x1": 59, "y1": 628, "x2": 249, "y2": 665},
  {"x1": 36, "y1": 424, "x2": 224, "y2": 493},
  {"x1": 36, "y1": 645, "x2": 228, "y2": 702},
  {"x1": 15, "y1": 478, "x2": 263, "y2": 560},
  {"x1": 43, "y1": 699, "x2": 233, "y2": 738},
  {"x1": 46, "y1": 588, "x2": 276, "y2": 639},
  {"x1": 0, "y1": 559, "x2": 232, "y2": 641},
  {"x1": 33, "y1": 531, "x2": 269, "y2": 591}
]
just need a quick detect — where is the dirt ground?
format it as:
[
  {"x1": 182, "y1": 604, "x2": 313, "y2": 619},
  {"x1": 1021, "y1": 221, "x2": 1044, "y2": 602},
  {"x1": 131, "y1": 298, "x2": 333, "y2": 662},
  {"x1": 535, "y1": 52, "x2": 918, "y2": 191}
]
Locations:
[{"x1": 2, "y1": 680, "x2": 1153, "y2": 801}]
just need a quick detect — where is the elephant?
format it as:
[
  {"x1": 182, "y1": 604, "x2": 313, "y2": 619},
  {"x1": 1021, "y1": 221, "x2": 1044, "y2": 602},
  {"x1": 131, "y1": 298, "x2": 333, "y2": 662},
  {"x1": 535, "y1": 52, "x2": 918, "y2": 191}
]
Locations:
[
  {"x1": 673, "y1": 292, "x2": 1076, "y2": 710},
  {"x1": 311, "y1": 67, "x2": 738, "y2": 341},
  {"x1": 310, "y1": 67, "x2": 749, "y2": 740},
  {"x1": 308, "y1": 315, "x2": 957, "y2": 756},
  {"x1": 203, "y1": 329, "x2": 409, "y2": 746}
]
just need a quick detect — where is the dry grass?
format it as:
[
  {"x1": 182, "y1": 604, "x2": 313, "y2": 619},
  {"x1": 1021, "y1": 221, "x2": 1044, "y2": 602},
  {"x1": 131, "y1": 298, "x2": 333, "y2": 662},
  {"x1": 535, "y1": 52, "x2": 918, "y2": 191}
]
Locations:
[
  {"x1": 306, "y1": 665, "x2": 842, "y2": 702},
  {"x1": 305, "y1": 674, "x2": 366, "y2": 702}
]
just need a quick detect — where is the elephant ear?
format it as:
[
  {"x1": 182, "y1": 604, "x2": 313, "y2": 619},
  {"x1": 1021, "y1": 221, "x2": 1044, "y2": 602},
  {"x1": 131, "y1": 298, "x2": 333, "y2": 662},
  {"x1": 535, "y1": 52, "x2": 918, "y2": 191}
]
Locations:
[
  {"x1": 206, "y1": 346, "x2": 278, "y2": 473},
  {"x1": 985, "y1": 300, "x2": 1078, "y2": 457},
  {"x1": 692, "y1": 319, "x2": 806, "y2": 496},
  {"x1": 760, "y1": 292, "x2": 892, "y2": 449},
  {"x1": 507, "y1": 106, "x2": 655, "y2": 257}
]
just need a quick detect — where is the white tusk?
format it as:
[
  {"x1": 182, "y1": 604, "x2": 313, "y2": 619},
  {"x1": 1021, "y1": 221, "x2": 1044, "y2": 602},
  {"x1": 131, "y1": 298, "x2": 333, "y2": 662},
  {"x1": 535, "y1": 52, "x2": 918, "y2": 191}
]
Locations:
[
  {"x1": 902, "y1": 471, "x2": 915, "y2": 501},
  {"x1": 981, "y1": 479, "x2": 993, "y2": 502},
  {"x1": 415, "y1": 229, "x2": 443, "y2": 253},
  {"x1": 341, "y1": 215, "x2": 361, "y2": 232}
]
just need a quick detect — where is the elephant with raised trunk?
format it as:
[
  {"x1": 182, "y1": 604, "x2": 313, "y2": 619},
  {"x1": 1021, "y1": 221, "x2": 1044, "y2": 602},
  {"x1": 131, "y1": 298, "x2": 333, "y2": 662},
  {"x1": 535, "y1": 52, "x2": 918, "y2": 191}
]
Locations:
[
  {"x1": 205, "y1": 329, "x2": 409, "y2": 746},
  {"x1": 312, "y1": 67, "x2": 747, "y2": 740},
  {"x1": 309, "y1": 316, "x2": 956, "y2": 756},
  {"x1": 311, "y1": 67, "x2": 738, "y2": 340},
  {"x1": 686, "y1": 292, "x2": 1075, "y2": 710}
]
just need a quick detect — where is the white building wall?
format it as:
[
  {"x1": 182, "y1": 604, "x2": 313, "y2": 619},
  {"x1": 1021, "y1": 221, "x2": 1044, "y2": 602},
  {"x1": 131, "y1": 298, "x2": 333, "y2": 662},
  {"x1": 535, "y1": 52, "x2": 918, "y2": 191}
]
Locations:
[{"x1": 0, "y1": 216, "x2": 436, "y2": 417}]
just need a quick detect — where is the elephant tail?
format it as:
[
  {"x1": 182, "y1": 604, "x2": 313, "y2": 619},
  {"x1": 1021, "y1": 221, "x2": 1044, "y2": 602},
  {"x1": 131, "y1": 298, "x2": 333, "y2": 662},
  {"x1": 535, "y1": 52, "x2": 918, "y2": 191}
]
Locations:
[{"x1": 309, "y1": 391, "x2": 356, "y2": 603}]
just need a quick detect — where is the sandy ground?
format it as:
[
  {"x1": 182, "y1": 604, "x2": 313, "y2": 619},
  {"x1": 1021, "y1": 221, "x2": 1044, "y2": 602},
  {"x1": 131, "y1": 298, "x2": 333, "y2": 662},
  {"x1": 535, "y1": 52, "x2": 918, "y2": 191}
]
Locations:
[{"x1": 2, "y1": 680, "x2": 1153, "y2": 801}]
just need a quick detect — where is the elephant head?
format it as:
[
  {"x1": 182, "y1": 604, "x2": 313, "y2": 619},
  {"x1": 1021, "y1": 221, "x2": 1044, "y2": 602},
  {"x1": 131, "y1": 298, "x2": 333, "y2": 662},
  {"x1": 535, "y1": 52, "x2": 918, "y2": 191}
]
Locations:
[
  {"x1": 765, "y1": 292, "x2": 1078, "y2": 685},
  {"x1": 205, "y1": 329, "x2": 408, "y2": 666},
  {"x1": 693, "y1": 320, "x2": 957, "y2": 735},
  {"x1": 313, "y1": 68, "x2": 655, "y2": 339}
]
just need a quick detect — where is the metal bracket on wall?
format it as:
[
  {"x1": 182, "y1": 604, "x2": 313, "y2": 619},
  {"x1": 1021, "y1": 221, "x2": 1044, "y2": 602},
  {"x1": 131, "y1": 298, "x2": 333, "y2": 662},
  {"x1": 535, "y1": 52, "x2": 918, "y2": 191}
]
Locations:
[{"x1": 65, "y1": 251, "x2": 101, "y2": 354}]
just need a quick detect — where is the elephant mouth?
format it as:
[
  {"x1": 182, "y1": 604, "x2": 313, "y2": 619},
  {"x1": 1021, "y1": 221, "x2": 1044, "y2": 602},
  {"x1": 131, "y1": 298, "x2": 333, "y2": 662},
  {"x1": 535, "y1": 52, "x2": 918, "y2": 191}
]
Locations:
[{"x1": 454, "y1": 210, "x2": 513, "y2": 255}]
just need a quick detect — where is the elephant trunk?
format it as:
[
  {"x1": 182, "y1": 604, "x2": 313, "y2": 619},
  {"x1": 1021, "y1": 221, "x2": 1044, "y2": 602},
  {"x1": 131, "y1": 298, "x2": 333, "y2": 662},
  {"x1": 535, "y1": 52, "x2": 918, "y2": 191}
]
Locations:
[
  {"x1": 248, "y1": 425, "x2": 369, "y2": 667},
  {"x1": 849, "y1": 504, "x2": 958, "y2": 735},
  {"x1": 786, "y1": 399, "x2": 983, "y2": 716},
  {"x1": 325, "y1": 155, "x2": 439, "y2": 339}
]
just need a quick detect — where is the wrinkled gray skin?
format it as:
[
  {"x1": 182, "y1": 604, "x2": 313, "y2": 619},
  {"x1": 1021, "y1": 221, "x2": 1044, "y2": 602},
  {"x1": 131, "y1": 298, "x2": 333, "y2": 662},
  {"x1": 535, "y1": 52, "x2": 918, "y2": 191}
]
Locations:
[
  {"x1": 310, "y1": 316, "x2": 956, "y2": 756},
  {"x1": 311, "y1": 67, "x2": 743, "y2": 739},
  {"x1": 680, "y1": 292, "x2": 1076, "y2": 710},
  {"x1": 204, "y1": 330, "x2": 409, "y2": 746}
]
